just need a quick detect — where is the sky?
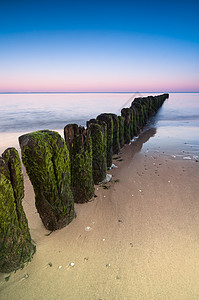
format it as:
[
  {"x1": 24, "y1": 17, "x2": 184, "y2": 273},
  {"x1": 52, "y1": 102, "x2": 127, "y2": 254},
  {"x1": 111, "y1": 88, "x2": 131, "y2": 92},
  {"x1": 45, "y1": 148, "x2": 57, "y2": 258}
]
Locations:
[{"x1": 0, "y1": 0, "x2": 199, "y2": 93}]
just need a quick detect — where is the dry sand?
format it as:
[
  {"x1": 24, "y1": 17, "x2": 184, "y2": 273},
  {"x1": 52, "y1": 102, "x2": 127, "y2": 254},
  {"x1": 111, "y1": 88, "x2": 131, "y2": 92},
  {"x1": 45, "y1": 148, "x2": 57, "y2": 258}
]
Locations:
[{"x1": 1, "y1": 130, "x2": 199, "y2": 299}]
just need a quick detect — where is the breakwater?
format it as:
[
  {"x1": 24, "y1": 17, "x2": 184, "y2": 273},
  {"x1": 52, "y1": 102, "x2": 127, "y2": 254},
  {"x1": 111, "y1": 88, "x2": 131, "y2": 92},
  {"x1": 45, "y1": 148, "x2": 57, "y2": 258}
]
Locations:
[{"x1": 0, "y1": 93, "x2": 169, "y2": 273}]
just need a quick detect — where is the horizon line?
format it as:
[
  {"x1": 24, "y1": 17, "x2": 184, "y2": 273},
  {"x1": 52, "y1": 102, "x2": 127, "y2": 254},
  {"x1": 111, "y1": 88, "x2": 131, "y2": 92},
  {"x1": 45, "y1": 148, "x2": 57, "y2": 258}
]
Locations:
[{"x1": 0, "y1": 91, "x2": 199, "y2": 94}]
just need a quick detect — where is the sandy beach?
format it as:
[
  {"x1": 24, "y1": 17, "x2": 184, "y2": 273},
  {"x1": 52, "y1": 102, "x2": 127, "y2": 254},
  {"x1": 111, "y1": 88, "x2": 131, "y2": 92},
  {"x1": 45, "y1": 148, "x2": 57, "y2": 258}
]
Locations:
[
  {"x1": 0, "y1": 129, "x2": 199, "y2": 300},
  {"x1": 1, "y1": 0, "x2": 199, "y2": 295}
]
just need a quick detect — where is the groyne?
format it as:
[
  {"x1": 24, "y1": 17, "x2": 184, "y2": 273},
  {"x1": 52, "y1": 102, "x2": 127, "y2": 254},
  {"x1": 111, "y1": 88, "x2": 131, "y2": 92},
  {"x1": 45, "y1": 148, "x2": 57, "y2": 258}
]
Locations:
[{"x1": 0, "y1": 93, "x2": 169, "y2": 273}]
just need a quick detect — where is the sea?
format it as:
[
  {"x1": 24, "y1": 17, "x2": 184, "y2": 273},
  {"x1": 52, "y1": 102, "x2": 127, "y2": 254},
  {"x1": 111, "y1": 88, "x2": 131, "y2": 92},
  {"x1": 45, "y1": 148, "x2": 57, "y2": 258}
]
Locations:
[{"x1": 0, "y1": 92, "x2": 199, "y2": 159}]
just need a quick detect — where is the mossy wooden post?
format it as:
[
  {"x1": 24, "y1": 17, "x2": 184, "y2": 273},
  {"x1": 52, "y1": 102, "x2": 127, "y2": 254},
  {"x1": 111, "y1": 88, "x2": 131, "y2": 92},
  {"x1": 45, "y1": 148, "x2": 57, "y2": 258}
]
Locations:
[
  {"x1": 129, "y1": 109, "x2": 134, "y2": 140},
  {"x1": 118, "y1": 116, "x2": 124, "y2": 148},
  {"x1": 141, "y1": 99, "x2": 149, "y2": 125},
  {"x1": 134, "y1": 106, "x2": 141, "y2": 133},
  {"x1": 106, "y1": 114, "x2": 120, "y2": 154},
  {"x1": 0, "y1": 148, "x2": 35, "y2": 273},
  {"x1": 147, "y1": 96, "x2": 155, "y2": 117},
  {"x1": 133, "y1": 100, "x2": 144, "y2": 127},
  {"x1": 87, "y1": 119, "x2": 107, "y2": 184},
  {"x1": 131, "y1": 101, "x2": 144, "y2": 130},
  {"x1": 145, "y1": 97, "x2": 152, "y2": 118},
  {"x1": 64, "y1": 124, "x2": 94, "y2": 203},
  {"x1": 19, "y1": 130, "x2": 75, "y2": 231},
  {"x1": 97, "y1": 114, "x2": 113, "y2": 168},
  {"x1": 153, "y1": 96, "x2": 158, "y2": 111},
  {"x1": 130, "y1": 107, "x2": 139, "y2": 136},
  {"x1": 121, "y1": 108, "x2": 131, "y2": 144}
]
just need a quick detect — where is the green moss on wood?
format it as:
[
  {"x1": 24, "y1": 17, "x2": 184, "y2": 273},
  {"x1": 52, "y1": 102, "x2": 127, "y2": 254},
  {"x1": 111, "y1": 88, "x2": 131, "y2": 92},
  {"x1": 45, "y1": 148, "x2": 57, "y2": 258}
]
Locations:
[
  {"x1": 2, "y1": 148, "x2": 24, "y2": 211},
  {"x1": 96, "y1": 114, "x2": 113, "y2": 168},
  {"x1": 19, "y1": 130, "x2": 75, "y2": 231},
  {"x1": 118, "y1": 116, "x2": 124, "y2": 148},
  {"x1": 87, "y1": 120, "x2": 107, "y2": 184},
  {"x1": 107, "y1": 114, "x2": 120, "y2": 155},
  {"x1": 0, "y1": 148, "x2": 35, "y2": 273},
  {"x1": 64, "y1": 125, "x2": 94, "y2": 203},
  {"x1": 121, "y1": 108, "x2": 131, "y2": 144},
  {"x1": 129, "y1": 110, "x2": 134, "y2": 139},
  {"x1": 120, "y1": 94, "x2": 169, "y2": 141},
  {"x1": 130, "y1": 108, "x2": 139, "y2": 136},
  {"x1": 131, "y1": 101, "x2": 144, "y2": 130},
  {"x1": 120, "y1": 94, "x2": 169, "y2": 143},
  {"x1": 131, "y1": 94, "x2": 169, "y2": 125}
]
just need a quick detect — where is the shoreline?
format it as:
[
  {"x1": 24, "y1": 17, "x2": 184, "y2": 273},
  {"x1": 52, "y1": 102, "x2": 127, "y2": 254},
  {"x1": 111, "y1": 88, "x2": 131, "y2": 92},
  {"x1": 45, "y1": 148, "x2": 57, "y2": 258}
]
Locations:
[{"x1": 1, "y1": 130, "x2": 199, "y2": 299}]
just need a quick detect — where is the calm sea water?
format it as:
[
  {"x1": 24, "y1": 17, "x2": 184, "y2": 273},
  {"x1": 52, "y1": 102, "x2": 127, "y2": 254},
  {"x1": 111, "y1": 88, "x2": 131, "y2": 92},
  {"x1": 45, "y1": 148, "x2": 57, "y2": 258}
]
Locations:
[
  {"x1": 142, "y1": 93, "x2": 199, "y2": 158},
  {"x1": 0, "y1": 93, "x2": 198, "y2": 157}
]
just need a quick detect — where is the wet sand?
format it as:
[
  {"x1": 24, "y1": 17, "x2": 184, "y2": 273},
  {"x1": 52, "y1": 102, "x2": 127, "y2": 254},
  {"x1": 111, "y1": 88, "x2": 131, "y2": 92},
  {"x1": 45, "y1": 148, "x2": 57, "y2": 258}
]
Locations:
[{"x1": 1, "y1": 131, "x2": 199, "y2": 299}]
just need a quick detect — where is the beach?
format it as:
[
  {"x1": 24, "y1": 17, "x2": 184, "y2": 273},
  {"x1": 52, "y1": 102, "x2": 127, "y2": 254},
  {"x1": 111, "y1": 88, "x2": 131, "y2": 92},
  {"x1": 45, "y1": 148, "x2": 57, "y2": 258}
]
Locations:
[
  {"x1": 1, "y1": 128, "x2": 199, "y2": 299},
  {"x1": 1, "y1": 0, "x2": 199, "y2": 296}
]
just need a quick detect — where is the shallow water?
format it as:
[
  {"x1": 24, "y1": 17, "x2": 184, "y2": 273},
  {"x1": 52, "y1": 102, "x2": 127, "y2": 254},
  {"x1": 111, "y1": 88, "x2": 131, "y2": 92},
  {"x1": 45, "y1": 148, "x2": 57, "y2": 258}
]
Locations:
[
  {"x1": 0, "y1": 92, "x2": 198, "y2": 156},
  {"x1": 142, "y1": 93, "x2": 199, "y2": 158}
]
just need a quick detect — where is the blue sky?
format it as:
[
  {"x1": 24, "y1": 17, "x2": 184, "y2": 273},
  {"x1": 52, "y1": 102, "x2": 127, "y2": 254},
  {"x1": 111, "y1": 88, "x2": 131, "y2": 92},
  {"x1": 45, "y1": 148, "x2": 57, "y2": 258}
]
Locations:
[{"x1": 0, "y1": 0, "x2": 199, "y2": 92}]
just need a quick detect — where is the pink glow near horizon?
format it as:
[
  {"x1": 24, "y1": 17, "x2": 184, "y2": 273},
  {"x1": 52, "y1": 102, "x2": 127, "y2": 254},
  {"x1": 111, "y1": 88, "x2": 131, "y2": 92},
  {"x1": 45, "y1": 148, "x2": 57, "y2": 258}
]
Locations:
[
  {"x1": 1, "y1": 69, "x2": 199, "y2": 93},
  {"x1": 1, "y1": 34, "x2": 199, "y2": 93}
]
